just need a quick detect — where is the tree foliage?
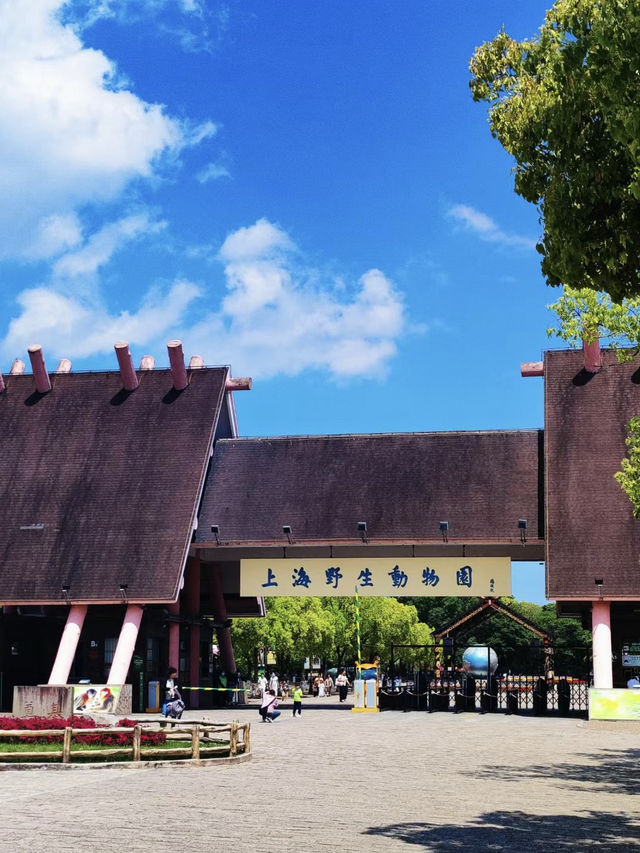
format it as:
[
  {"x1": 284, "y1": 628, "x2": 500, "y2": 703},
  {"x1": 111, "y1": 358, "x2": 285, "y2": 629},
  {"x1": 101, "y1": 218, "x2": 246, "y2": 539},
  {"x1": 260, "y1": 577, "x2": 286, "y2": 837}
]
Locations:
[
  {"x1": 547, "y1": 286, "x2": 640, "y2": 356},
  {"x1": 614, "y1": 416, "x2": 640, "y2": 518},
  {"x1": 404, "y1": 597, "x2": 591, "y2": 675},
  {"x1": 231, "y1": 596, "x2": 434, "y2": 676},
  {"x1": 470, "y1": 0, "x2": 640, "y2": 301},
  {"x1": 232, "y1": 594, "x2": 592, "y2": 678}
]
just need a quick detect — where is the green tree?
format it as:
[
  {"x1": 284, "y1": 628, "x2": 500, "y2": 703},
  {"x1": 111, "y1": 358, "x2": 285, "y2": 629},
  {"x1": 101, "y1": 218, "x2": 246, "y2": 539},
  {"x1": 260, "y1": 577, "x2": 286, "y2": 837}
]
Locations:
[
  {"x1": 231, "y1": 597, "x2": 335, "y2": 677},
  {"x1": 546, "y1": 286, "x2": 640, "y2": 357},
  {"x1": 614, "y1": 416, "x2": 640, "y2": 518},
  {"x1": 232, "y1": 596, "x2": 435, "y2": 675},
  {"x1": 470, "y1": 0, "x2": 640, "y2": 301}
]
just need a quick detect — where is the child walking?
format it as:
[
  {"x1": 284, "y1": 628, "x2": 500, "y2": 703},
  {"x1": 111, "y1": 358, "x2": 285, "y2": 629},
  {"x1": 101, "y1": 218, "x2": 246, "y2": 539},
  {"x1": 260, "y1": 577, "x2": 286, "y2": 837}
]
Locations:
[{"x1": 292, "y1": 684, "x2": 303, "y2": 716}]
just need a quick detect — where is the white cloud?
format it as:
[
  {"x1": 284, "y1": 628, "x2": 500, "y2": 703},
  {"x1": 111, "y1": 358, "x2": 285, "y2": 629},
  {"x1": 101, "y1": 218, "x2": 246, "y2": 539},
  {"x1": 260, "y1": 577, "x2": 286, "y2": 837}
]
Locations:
[
  {"x1": 184, "y1": 220, "x2": 406, "y2": 379},
  {"x1": 1, "y1": 279, "x2": 200, "y2": 361},
  {"x1": 219, "y1": 218, "x2": 294, "y2": 263},
  {"x1": 52, "y1": 213, "x2": 165, "y2": 279},
  {"x1": 196, "y1": 162, "x2": 231, "y2": 183},
  {"x1": 26, "y1": 212, "x2": 83, "y2": 260},
  {"x1": 0, "y1": 0, "x2": 203, "y2": 259},
  {"x1": 64, "y1": 0, "x2": 225, "y2": 53},
  {"x1": 448, "y1": 204, "x2": 536, "y2": 250},
  {"x1": 1, "y1": 219, "x2": 408, "y2": 380}
]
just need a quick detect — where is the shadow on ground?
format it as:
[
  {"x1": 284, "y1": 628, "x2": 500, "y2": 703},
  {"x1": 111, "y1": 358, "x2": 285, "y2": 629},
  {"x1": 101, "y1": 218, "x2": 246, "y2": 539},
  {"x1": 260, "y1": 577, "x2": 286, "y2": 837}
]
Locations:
[
  {"x1": 473, "y1": 748, "x2": 640, "y2": 796},
  {"x1": 365, "y1": 810, "x2": 640, "y2": 851}
]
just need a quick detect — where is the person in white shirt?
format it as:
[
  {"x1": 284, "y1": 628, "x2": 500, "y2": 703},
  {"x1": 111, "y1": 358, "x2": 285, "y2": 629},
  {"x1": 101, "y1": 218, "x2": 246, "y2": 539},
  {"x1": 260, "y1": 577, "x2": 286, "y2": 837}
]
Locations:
[{"x1": 336, "y1": 670, "x2": 350, "y2": 702}]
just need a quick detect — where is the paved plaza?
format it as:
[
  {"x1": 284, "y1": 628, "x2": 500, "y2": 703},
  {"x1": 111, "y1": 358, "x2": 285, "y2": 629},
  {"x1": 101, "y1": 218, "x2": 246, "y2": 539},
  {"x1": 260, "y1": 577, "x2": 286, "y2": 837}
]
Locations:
[{"x1": 1, "y1": 698, "x2": 639, "y2": 852}]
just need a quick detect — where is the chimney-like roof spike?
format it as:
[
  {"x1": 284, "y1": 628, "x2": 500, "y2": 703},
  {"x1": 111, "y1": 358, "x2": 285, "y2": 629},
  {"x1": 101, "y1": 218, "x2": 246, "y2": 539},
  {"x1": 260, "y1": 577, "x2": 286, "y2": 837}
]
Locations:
[
  {"x1": 10, "y1": 359, "x2": 25, "y2": 375},
  {"x1": 225, "y1": 376, "x2": 253, "y2": 391},
  {"x1": 583, "y1": 336, "x2": 601, "y2": 374},
  {"x1": 167, "y1": 340, "x2": 189, "y2": 390},
  {"x1": 0, "y1": 371, "x2": 4, "y2": 393},
  {"x1": 114, "y1": 341, "x2": 139, "y2": 391},
  {"x1": 56, "y1": 358, "x2": 72, "y2": 374},
  {"x1": 521, "y1": 362, "x2": 544, "y2": 378},
  {"x1": 188, "y1": 354, "x2": 204, "y2": 370},
  {"x1": 27, "y1": 345, "x2": 52, "y2": 393},
  {"x1": 140, "y1": 355, "x2": 155, "y2": 371}
]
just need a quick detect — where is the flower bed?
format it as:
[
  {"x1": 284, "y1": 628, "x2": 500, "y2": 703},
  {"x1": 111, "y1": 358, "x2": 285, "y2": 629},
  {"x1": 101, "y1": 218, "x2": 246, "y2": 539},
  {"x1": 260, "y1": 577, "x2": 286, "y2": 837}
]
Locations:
[{"x1": 0, "y1": 716, "x2": 166, "y2": 746}]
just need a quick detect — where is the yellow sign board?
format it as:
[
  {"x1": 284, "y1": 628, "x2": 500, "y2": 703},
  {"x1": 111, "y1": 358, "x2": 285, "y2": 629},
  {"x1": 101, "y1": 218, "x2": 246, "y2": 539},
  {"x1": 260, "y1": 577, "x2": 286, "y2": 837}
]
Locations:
[
  {"x1": 241, "y1": 557, "x2": 510, "y2": 597},
  {"x1": 589, "y1": 688, "x2": 640, "y2": 720}
]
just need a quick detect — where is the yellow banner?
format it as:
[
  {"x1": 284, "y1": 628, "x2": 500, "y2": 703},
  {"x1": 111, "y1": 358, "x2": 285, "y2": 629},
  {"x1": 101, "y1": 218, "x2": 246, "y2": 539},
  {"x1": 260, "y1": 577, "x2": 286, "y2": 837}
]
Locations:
[{"x1": 241, "y1": 557, "x2": 510, "y2": 597}]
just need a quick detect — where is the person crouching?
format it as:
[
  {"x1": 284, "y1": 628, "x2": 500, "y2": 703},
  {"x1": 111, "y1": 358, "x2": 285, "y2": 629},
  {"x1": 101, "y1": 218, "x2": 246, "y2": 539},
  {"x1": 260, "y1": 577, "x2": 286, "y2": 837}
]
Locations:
[{"x1": 259, "y1": 689, "x2": 281, "y2": 722}]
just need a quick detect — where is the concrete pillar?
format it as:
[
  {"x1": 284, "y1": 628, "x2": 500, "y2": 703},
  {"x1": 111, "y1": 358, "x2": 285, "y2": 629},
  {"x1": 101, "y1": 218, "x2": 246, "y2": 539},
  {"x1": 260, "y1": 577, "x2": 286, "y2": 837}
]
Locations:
[
  {"x1": 48, "y1": 605, "x2": 88, "y2": 685},
  {"x1": 210, "y1": 563, "x2": 237, "y2": 675},
  {"x1": 592, "y1": 600, "x2": 613, "y2": 688},
  {"x1": 107, "y1": 605, "x2": 144, "y2": 685},
  {"x1": 168, "y1": 601, "x2": 180, "y2": 672},
  {"x1": 184, "y1": 556, "x2": 201, "y2": 708}
]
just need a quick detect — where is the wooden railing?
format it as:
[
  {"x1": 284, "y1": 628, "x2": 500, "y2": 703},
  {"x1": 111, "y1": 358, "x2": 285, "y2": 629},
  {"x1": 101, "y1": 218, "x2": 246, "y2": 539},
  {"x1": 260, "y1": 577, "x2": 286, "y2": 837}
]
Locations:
[{"x1": 0, "y1": 720, "x2": 250, "y2": 765}]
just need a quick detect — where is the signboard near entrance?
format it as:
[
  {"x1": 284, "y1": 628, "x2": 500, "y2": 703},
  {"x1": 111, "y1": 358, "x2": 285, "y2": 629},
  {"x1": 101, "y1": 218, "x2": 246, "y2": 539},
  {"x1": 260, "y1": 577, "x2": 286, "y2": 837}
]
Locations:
[{"x1": 240, "y1": 557, "x2": 510, "y2": 597}]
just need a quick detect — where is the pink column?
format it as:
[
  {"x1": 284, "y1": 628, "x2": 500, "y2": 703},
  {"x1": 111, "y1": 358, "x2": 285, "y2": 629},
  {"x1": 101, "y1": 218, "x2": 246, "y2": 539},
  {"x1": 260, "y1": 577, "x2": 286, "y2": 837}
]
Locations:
[
  {"x1": 168, "y1": 601, "x2": 180, "y2": 671},
  {"x1": 107, "y1": 605, "x2": 144, "y2": 685},
  {"x1": 184, "y1": 556, "x2": 201, "y2": 709},
  {"x1": 48, "y1": 605, "x2": 88, "y2": 685},
  {"x1": 592, "y1": 600, "x2": 613, "y2": 688},
  {"x1": 209, "y1": 563, "x2": 237, "y2": 675}
]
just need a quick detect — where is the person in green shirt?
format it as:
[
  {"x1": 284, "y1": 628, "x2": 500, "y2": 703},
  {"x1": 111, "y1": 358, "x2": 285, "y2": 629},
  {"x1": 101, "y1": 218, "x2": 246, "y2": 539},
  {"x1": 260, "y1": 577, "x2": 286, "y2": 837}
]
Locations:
[{"x1": 292, "y1": 685, "x2": 303, "y2": 716}]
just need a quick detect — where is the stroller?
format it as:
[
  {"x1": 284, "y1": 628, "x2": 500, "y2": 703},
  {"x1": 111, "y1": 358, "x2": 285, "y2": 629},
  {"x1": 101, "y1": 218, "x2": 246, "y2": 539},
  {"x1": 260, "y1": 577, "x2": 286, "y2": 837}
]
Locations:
[{"x1": 163, "y1": 689, "x2": 185, "y2": 720}]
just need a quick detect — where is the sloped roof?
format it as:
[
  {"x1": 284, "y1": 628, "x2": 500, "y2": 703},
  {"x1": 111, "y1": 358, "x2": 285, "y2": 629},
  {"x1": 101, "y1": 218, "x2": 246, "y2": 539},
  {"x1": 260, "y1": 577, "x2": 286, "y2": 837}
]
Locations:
[
  {"x1": 545, "y1": 348, "x2": 640, "y2": 598},
  {"x1": 0, "y1": 368, "x2": 227, "y2": 603},
  {"x1": 196, "y1": 430, "x2": 543, "y2": 544}
]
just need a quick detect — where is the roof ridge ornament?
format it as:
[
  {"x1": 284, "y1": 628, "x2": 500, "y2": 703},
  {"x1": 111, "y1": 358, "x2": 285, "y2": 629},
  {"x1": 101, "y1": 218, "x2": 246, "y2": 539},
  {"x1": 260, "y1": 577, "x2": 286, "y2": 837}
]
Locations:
[
  {"x1": 114, "y1": 341, "x2": 139, "y2": 391},
  {"x1": 167, "y1": 340, "x2": 189, "y2": 390},
  {"x1": 27, "y1": 345, "x2": 52, "y2": 393}
]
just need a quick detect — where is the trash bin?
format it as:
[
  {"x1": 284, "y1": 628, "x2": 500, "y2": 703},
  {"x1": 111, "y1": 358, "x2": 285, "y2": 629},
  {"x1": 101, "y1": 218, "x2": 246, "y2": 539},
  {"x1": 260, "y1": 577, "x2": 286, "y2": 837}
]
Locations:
[{"x1": 147, "y1": 680, "x2": 160, "y2": 713}]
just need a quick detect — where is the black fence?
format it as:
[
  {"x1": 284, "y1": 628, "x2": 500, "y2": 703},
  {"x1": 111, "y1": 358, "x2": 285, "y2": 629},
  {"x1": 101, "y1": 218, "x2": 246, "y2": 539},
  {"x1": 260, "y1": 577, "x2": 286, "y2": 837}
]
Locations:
[{"x1": 381, "y1": 642, "x2": 590, "y2": 717}]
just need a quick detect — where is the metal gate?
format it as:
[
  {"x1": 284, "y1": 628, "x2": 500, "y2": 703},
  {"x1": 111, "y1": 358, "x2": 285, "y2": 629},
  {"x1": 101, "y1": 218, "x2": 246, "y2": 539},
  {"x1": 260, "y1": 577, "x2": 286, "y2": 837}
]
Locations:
[{"x1": 379, "y1": 641, "x2": 590, "y2": 716}]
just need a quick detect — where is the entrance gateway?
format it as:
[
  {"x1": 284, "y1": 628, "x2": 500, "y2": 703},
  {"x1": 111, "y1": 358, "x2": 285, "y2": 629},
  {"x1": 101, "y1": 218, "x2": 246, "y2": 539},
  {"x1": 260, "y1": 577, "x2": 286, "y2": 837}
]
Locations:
[{"x1": 0, "y1": 337, "x2": 637, "y2": 716}]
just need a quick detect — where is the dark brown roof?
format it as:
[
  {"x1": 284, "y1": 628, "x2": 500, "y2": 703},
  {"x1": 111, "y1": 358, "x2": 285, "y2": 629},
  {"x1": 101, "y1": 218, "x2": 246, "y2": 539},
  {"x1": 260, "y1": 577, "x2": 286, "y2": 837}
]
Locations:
[
  {"x1": 0, "y1": 368, "x2": 227, "y2": 603},
  {"x1": 196, "y1": 431, "x2": 543, "y2": 545},
  {"x1": 545, "y1": 348, "x2": 640, "y2": 598}
]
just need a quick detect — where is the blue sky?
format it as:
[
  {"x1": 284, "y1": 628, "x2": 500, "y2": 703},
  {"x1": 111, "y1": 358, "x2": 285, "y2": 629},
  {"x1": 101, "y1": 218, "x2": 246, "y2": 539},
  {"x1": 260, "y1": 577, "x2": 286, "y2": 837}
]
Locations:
[{"x1": 0, "y1": 0, "x2": 557, "y2": 602}]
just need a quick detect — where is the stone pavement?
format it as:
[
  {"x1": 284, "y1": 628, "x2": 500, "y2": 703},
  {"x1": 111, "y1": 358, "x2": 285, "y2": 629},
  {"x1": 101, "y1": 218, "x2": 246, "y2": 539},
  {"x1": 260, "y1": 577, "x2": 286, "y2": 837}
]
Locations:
[{"x1": 1, "y1": 697, "x2": 639, "y2": 853}]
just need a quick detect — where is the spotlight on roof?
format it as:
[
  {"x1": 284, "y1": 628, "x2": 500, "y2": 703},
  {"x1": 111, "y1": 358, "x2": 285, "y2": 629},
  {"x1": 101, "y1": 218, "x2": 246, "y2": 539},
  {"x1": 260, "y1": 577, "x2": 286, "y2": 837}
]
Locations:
[
  {"x1": 283, "y1": 525, "x2": 294, "y2": 544},
  {"x1": 518, "y1": 519, "x2": 527, "y2": 543},
  {"x1": 357, "y1": 521, "x2": 368, "y2": 543},
  {"x1": 211, "y1": 524, "x2": 221, "y2": 545},
  {"x1": 440, "y1": 521, "x2": 449, "y2": 543},
  {"x1": 119, "y1": 583, "x2": 128, "y2": 603},
  {"x1": 62, "y1": 584, "x2": 71, "y2": 604}
]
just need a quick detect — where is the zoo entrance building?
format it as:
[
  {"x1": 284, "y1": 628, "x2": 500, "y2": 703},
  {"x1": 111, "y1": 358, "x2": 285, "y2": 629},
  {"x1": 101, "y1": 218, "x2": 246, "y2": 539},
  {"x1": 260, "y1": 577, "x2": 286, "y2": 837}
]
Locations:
[{"x1": 0, "y1": 337, "x2": 637, "y2": 711}]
